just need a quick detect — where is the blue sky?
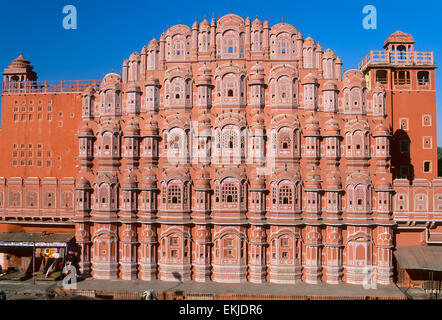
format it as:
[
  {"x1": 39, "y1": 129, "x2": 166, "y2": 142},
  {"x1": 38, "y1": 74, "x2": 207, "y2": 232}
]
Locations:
[{"x1": 1, "y1": 0, "x2": 441, "y2": 143}]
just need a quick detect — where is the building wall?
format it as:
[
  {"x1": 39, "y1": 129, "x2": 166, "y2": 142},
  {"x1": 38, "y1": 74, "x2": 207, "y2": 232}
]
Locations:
[{"x1": 0, "y1": 14, "x2": 438, "y2": 285}]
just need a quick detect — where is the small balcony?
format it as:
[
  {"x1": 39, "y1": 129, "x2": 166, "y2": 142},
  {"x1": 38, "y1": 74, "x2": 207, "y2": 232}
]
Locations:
[
  {"x1": 2, "y1": 79, "x2": 101, "y2": 95},
  {"x1": 359, "y1": 50, "x2": 434, "y2": 71}
]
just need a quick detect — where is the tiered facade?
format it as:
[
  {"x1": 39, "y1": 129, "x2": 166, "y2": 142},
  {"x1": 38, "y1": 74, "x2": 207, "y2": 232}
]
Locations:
[{"x1": 0, "y1": 14, "x2": 439, "y2": 285}]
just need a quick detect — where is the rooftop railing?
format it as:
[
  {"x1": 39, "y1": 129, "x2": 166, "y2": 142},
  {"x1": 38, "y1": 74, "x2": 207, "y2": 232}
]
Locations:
[
  {"x1": 2, "y1": 79, "x2": 101, "y2": 95},
  {"x1": 359, "y1": 50, "x2": 434, "y2": 70}
]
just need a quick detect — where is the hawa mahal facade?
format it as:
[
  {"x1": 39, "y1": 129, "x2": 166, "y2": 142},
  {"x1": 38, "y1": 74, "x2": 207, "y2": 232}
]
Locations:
[{"x1": 0, "y1": 14, "x2": 439, "y2": 285}]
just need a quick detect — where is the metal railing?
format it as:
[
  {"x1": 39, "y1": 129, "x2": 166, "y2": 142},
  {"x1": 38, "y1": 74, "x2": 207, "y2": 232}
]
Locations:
[
  {"x1": 2, "y1": 79, "x2": 101, "y2": 94},
  {"x1": 359, "y1": 50, "x2": 434, "y2": 70}
]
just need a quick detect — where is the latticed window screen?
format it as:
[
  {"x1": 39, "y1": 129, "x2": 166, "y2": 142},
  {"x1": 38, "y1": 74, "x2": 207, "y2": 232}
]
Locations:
[
  {"x1": 222, "y1": 130, "x2": 239, "y2": 149},
  {"x1": 279, "y1": 186, "x2": 293, "y2": 204},
  {"x1": 280, "y1": 237, "x2": 289, "y2": 248},
  {"x1": 168, "y1": 185, "x2": 181, "y2": 204},
  {"x1": 278, "y1": 39, "x2": 289, "y2": 54},
  {"x1": 272, "y1": 186, "x2": 277, "y2": 204},
  {"x1": 272, "y1": 133, "x2": 277, "y2": 149},
  {"x1": 279, "y1": 134, "x2": 291, "y2": 149},
  {"x1": 222, "y1": 183, "x2": 238, "y2": 203},
  {"x1": 169, "y1": 133, "x2": 181, "y2": 149}
]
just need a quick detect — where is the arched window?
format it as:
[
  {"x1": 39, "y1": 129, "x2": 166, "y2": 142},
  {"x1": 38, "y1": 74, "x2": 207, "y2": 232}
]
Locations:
[
  {"x1": 222, "y1": 183, "x2": 238, "y2": 203},
  {"x1": 279, "y1": 186, "x2": 292, "y2": 204},
  {"x1": 173, "y1": 39, "x2": 184, "y2": 56},
  {"x1": 278, "y1": 38, "x2": 289, "y2": 55},
  {"x1": 279, "y1": 133, "x2": 291, "y2": 150},
  {"x1": 171, "y1": 78, "x2": 185, "y2": 103},
  {"x1": 222, "y1": 128, "x2": 239, "y2": 149},
  {"x1": 223, "y1": 73, "x2": 239, "y2": 100},
  {"x1": 277, "y1": 76, "x2": 291, "y2": 104},
  {"x1": 168, "y1": 185, "x2": 181, "y2": 204},
  {"x1": 223, "y1": 31, "x2": 238, "y2": 56}
]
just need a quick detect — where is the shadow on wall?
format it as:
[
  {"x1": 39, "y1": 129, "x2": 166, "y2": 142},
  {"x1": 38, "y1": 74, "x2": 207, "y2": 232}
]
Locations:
[
  {"x1": 391, "y1": 129, "x2": 414, "y2": 181},
  {"x1": 438, "y1": 147, "x2": 442, "y2": 177}
]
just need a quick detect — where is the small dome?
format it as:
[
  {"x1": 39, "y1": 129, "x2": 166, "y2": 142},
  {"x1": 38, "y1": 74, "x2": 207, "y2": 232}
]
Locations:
[
  {"x1": 304, "y1": 115, "x2": 320, "y2": 136},
  {"x1": 79, "y1": 122, "x2": 94, "y2": 137},
  {"x1": 325, "y1": 171, "x2": 342, "y2": 190},
  {"x1": 322, "y1": 80, "x2": 338, "y2": 91},
  {"x1": 145, "y1": 73, "x2": 160, "y2": 86},
  {"x1": 303, "y1": 36, "x2": 316, "y2": 48},
  {"x1": 122, "y1": 171, "x2": 138, "y2": 188},
  {"x1": 194, "y1": 168, "x2": 211, "y2": 189},
  {"x1": 251, "y1": 62, "x2": 265, "y2": 74},
  {"x1": 129, "y1": 52, "x2": 140, "y2": 61},
  {"x1": 323, "y1": 118, "x2": 340, "y2": 136},
  {"x1": 251, "y1": 17, "x2": 262, "y2": 29},
  {"x1": 384, "y1": 31, "x2": 414, "y2": 47},
  {"x1": 76, "y1": 176, "x2": 91, "y2": 189},
  {"x1": 335, "y1": 56, "x2": 342, "y2": 64},
  {"x1": 141, "y1": 171, "x2": 158, "y2": 189},
  {"x1": 302, "y1": 73, "x2": 317, "y2": 84},
  {"x1": 200, "y1": 18, "x2": 210, "y2": 29},
  {"x1": 102, "y1": 73, "x2": 122, "y2": 90},
  {"x1": 250, "y1": 113, "x2": 265, "y2": 129},
  {"x1": 250, "y1": 174, "x2": 266, "y2": 190},
  {"x1": 263, "y1": 19, "x2": 270, "y2": 29},
  {"x1": 148, "y1": 38, "x2": 159, "y2": 49},
  {"x1": 249, "y1": 226, "x2": 266, "y2": 244},
  {"x1": 9, "y1": 53, "x2": 31, "y2": 68},
  {"x1": 343, "y1": 69, "x2": 365, "y2": 88},
  {"x1": 195, "y1": 226, "x2": 211, "y2": 243},
  {"x1": 316, "y1": 42, "x2": 323, "y2": 52},
  {"x1": 323, "y1": 49, "x2": 336, "y2": 59},
  {"x1": 373, "y1": 122, "x2": 390, "y2": 137},
  {"x1": 198, "y1": 113, "x2": 211, "y2": 132},
  {"x1": 305, "y1": 169, "x2": 322, "y2": 190},
  {"x1": 127, "y1": 82, "x2": 141, "y2": 92},
  {"x1": 250, "y1": 63, "x2": 265, "y2": 84},
  {"x1": 82, "y1": 85, "x2": 96, "y2": 96},
  {"x1": 192, "y1": 19, "x2": 199, "y2": 29},
  {"x1": 143, "y1": 117, "x2": 159, "y2": 135},
  {"x1": 376, "y1": 177, "x2": 393, "y2": 191},
  {"x1": 197, "y1": 63, "x2": 212, "y2": 85},
  {"x1": 125, "y1": 118, "x2": 140, "y2": 136}
]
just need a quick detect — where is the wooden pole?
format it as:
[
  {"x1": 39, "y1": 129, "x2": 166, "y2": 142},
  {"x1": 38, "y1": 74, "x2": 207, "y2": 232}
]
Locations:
[{"x1": 33, "y1": 244, "x2": 35, "y2": 285}]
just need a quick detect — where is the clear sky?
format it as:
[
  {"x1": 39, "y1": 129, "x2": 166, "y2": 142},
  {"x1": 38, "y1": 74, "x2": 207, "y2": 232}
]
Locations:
[{"x1": 1, "y1": 0, "x2": 441, "y2": 143}]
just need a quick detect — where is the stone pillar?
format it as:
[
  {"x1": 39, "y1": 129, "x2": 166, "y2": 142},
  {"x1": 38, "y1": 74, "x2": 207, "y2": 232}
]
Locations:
[
  {"x1": 75, "y1": 222, "x2": 91, "y2": 277},
  {"x1": 193, "y1": 225, "x2": 211, "y2": 282},
  {"x1": 324, "y1": 226, "x2": 343, "y2": 284},
  {"x1": 375, "y1": 226, "x2": 394, "y2": 285},
  {"x1": 91, "y1": 223, "x2": 119, "y2": 280},
  {"x1": 304, "y1": 225, "x2": 323, "y2": 284},
  {"x1": 248, "y1": 225, "x2": 267, "y2": 283},
  {"x1": 138, "y1": 224, "x2": 158, "y2": 281},
  {"x1": 119, "y1": 223, "x2": 138, "y2": 280}
]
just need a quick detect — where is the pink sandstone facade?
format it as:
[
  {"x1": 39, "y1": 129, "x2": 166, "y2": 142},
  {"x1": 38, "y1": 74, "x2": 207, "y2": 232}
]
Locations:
[{"x1": 0, "y1": 14, "x2": 439, "y2": 286}]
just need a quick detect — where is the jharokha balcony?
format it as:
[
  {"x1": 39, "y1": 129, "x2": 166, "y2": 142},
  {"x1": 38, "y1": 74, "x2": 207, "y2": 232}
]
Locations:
[
  {"x1": 2, "y1": 79, "x2": 101, "y2": 94},
  {"x1": 359, "y1": 50, "x2": 434, "y2": 71}
]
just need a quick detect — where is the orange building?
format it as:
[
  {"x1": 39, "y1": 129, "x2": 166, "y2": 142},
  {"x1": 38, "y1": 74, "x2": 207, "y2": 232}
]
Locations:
[{"x1": 0, "y1": 14, "x2": 439, "y2": 287}]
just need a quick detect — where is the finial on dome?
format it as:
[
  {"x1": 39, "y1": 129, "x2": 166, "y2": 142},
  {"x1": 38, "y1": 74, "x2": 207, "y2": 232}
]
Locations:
[
  {"x1": 178, "y1": 18, "x2": 181, "y2": 24},
  {"x1": 282, "y1": 17, "x2": 284, "y2": 23}
]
